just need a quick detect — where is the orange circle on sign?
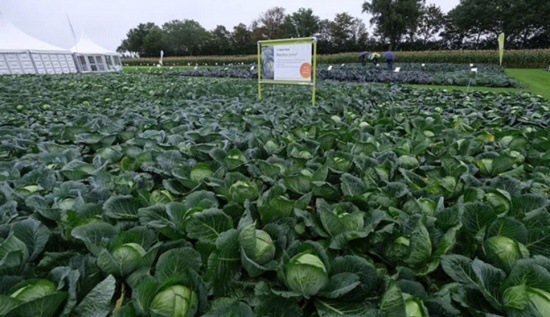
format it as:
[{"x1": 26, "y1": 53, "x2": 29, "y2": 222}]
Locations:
[{"x1": 300, "y1": 62, "x2": 311, "y2": 78}]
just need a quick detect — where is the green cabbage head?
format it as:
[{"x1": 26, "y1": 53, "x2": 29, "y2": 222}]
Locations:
[
  {"x1": 98, "y1": 242, "x2": 148, "y2": 277},
  {"x1": 398, "y1": 155, "x2": 420, "y2": 170},
  {"x1": 241, "y1": 229, "x2": 276, "y2": 265},
  {"x1": 405, "y1": 298, "x2": 425, "y2": 317},
  {"x1": 254, "y1": 230, "x2": 275, "y2": 264},
  {"x1": 150, "y1": 285, "x2": 198, "y2": 317},
  {"x1": 10, "y1": 279, "x2": 56, "y2": 302},
  {"x1": 504, "y1": 285, "x2": 550, "y2": 316},
  {"x1": 284, "y1": 252, "x2": 329, "y2": 297},
  {"x1": 112, "y1": 242, "x2": 146, "y2": 263},
  {"x1": 403, "y1": 293, "x2": 428, "y2": 317},
  {"x1": 483, "y1": 236, "x2": 529, "y2": 271}
]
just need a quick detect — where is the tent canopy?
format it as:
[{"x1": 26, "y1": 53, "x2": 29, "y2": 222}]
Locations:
[
  {"x1": 0, "y1": 13, "x2": 77, "y2": 75},
  {"x1": 71, "y1": 32, "x2": 118, "y2": 55},
  {"x1": 0, "y1": 13, "x2": 70, "y2": 53}
]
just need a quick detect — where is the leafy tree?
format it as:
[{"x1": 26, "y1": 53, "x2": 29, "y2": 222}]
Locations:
[
  {"x1": 511, "y1": 0, "x2": 550, "y2": 48},
  {"x1": 328, "y1": 13, "x2": 369, "y2": 53},
  {"x1": 116, "y1": 39, "x2": 129, "y2": 54},
  {"x1": 445, "y1": 0, "x2": 496, "y2": 49},
  {"x1": 204, "y1": 25, "x2": 232, "y2": 55},
  {"x1": 315, "y1": 19, "x2": 333, "y2": 54},
  {"x1": 118, "y1": 22, "x2": 159, "y2": 55},
  {"x1": 362, "y1": 0, "x2": 424, "y2": 50},
  {"x1": 447, "y1": 0, "x2": 550, "y2": 49},
  {"x1": 230, "y1": 23, "x2": 254, "y2": 54},
  {"x1": 252, "y1": 7, "x2": 287, "y2": 40},
  {"x1": 162, "y1": 19, "x2": 210, "y2": 56},
  {"x1": 348, "y1": 16, "x2": 370, "y2": 50},
  {"x1": 283, "y1": 8, "x2": 320, "y2": 38},
  {"x1": 316, "y1": 19, "x2": 331, "y2": 41},
  {"x1": 142, "y1": 26, "x2": 165, "y2": 58},
  {"x1": 440, "y1": 14, "x2": 469, "y2": 49},
  {"x1": 415, "y1": 4, "x2": 446, "y2": 46}
]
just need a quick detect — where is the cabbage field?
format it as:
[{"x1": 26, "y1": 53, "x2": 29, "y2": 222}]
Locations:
[
  {"x1": 168, "y1": 63, "x2": 522, "y2": 88},
  {"x1": 0, "y1": 73, "x2": 550, "y2": 317}
]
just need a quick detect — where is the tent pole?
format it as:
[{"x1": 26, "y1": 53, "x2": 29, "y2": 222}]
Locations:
[
  {"x1": 66, "y1": 14, "x2": 78, "y2": 52},
  {"x1": 1, "y1": 54, "x2": 14, "y2": 75},
  {"x1": 28, "y1": 50, "x2": 39, "y2": 74},
  {"x1": 15, "y1": 53, "x2": 25, "y2": 74},
  {"x1": 38, "y1": 54, "x2": 47, "y2": 74}
]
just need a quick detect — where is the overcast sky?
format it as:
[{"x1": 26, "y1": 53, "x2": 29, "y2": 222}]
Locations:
[{"x1": 1, "y1": 0, "x2": 460, "y2": 51}]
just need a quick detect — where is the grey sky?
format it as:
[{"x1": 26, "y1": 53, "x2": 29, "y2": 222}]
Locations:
[{"x1": 1, "y1": 0, "x2": 459, "y2": 51}]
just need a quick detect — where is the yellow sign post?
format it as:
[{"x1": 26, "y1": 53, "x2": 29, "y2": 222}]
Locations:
[
  {"x1": 257, "y1": 37, "x2": 317, "y2": 106},
  {"x1": 498, "y1": 33, "x2": 505, "y2": 66}
]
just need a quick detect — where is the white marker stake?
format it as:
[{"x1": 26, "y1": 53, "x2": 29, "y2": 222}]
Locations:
[
  {"x1": 328, "y1": 65, "x2": 333, "y2": 71},
  {"x1": 194, "y1": 66, "x2": 198, "y2": 70},
  {"x1": 250, "y1": 66, "x2": 255, "y2": 70},
  {"x1": 422, "y1": 63, "x2": 425, "y2": 67},
  {"x1": 394, "y1": 67, "x2": 401, "y2": 72},
  {"x1": 471, "y1": 68, "x2": 478, "y2": 72},
  {"x1": 470, "y1": 63, "x2": 474, "y2": 67},
  {"x1": 341, "y1": 63, "x2": 345, "y2": 67}
]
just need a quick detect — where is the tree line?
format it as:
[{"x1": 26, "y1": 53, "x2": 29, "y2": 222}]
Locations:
[{"x1": 117, "y1": 0, "x2": 550, "y2": 57}]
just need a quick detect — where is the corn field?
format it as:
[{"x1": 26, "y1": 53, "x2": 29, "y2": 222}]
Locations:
[{"x1": 123, "y1": 49, "x2": 550, "y2": 68}]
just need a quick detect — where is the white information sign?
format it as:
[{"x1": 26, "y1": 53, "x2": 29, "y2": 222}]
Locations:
[
  {"x1": 272, "y1": 43, "x2": 312, "y2": 81},
  {"x1": 257, "y1": 37, "x2": 317, "y2": 105}
]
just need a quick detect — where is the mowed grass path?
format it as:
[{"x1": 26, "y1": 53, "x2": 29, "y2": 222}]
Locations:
[
  {"x1": 505, "y1": 69, "x2": 550, "y2": 100},
  {"x1": 404, "y1": 83, "x2": 522, "y2": 94}
]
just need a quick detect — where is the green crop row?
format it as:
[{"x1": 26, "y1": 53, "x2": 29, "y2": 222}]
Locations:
[{"x1": 123, "y1": 49, "x2": 550, "y2": 68}]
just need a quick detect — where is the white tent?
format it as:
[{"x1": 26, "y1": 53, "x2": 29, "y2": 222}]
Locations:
[
  {"x1": 71, "y1": 32, "x2": 122, "y2": 72},
  {"x1": 0, "y1": 14, "x2": 77, "y2": 75}
]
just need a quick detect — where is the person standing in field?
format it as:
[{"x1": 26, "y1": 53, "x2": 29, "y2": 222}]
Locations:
[
  {"x1": 368, "y1": 53, "x2": 380, "y2": 66},
  {"x1": 358, "y1": 51, "x2": 369, "y2": 66},
  {"x1": 383, "y1": 51, "x2": 395, "y2": 70}
]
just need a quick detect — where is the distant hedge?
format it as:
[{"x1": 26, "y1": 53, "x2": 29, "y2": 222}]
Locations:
[{"x1": 123, "y1": 49, "x2": 550, "y2": 69}]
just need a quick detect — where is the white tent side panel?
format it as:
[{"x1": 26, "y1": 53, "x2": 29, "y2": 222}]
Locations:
[
  {"x1": 15, "y1": 53, "x2": 35, "y2": 74},
  {"x1": 71, "y1": 32, "x2": 122, "y2": 72},
  {"x1": 5, "y1": 54, "x2": 23, "y2": 74},
  {"x1": 0, "y1": 52, "x2": 78, "y2": 75},
  {"x1": 0, "y1": 55, "x2": 9, "y2": 74},
  {"x1": 32, "y1": 54, "x2": 46, "y2": 74},
  {"x1": 67, "y1": 54, "x2": 77, "y2": 72},
  {"x1": 41, "y1": 55, "x2": 54, "y2": 74}
]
